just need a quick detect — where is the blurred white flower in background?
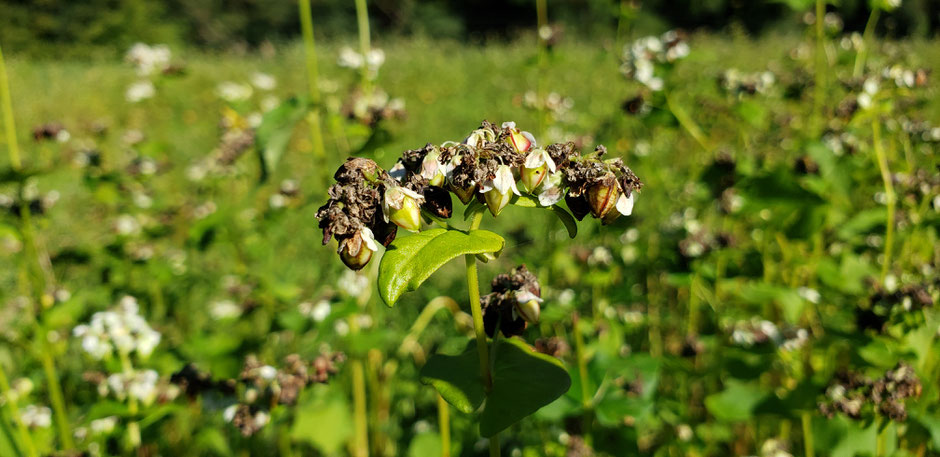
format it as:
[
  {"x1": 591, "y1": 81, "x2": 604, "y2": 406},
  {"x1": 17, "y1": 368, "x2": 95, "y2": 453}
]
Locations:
[
  {"x1": 337, "y1": 47, "x2": 386, "y2": 79},
  {"x1": 72, "y1": 295, "x2": 161, "y2": 360},
  {"x1": 217, "y1": 81, "x2": 253, "y2": 102},
  {"x1": 251, "y1": 72, "x2": 277, "y2": 91},
  {"x1": 107, "y1": 369, "x2": 159, "y2": 406},
  {"x1": 125, "y1": 81, "x2": 155, "y2": 103},
  {"x1": 125, "y1": 43, "x2": 171, "y2": 76},
  {"x1": 20, "y1": 405, "x2": 52, "y2": 428},
  {"x1": 338, "y1": 270, "x2": 369, "y2": 298},
  {"x1": 210, "y1": 300, "x2": 242, "y2": 320}
]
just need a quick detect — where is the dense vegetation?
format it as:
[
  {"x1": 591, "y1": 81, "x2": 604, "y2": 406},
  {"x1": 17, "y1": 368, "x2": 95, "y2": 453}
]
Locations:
[{"x1": 0, "y1": 1, "x2": 938, "y2": 456}]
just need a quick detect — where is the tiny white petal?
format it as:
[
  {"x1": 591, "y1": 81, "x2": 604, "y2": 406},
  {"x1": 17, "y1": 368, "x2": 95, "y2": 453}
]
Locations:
[
  {"x1": 360, "y1": 227, "x2": 378, "y2": 252},
  {"x1": 616, "y1": 192, "x2": 635, "y2": 216}
]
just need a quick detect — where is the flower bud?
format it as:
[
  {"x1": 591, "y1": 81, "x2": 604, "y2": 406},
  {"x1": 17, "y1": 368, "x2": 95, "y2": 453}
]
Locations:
[
  {"x1": 383, "y1": 186, "x2": 424, "y2": 232},
  {"x1": 484, "y1": 188, "x2": 513, "y2": 216},
  {"x1": 521, "y1": 163, "x2": 548, "y2": 192},
  {"x1": 514, "y1": 299, "x2": 541, "y2": 324},
  {"x1": 338, "y1": 228, "x2": 378, "y2": 270},
  {"x1": 449, "y1": 183, "x2": 476, "y2": 204},
  {"x1": 508, "y1": 129, "x2": 532, "y2": 153},
  {"x1": 587, "y1": 178, "x2": 620, "y2": 219}
]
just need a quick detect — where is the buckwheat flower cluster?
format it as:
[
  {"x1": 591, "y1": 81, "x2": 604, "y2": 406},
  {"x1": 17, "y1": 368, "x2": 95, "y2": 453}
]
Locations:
[
  {"x1": 72, "y1": 296, "x2": 161, "y2": 360},
  {"x1": 620, "y1": 30, "x2": 689, "y2": 91},
  {"x1": 819, "y1": 362, "x2": 921, "y2": 421},
  {"x1": 125, "y1": 43, "x2": 171, "y2": 76},
  {"x1": 338, "y1": 47, "x2": 386, "y2": 80},
  {"x1": 316, "y1": 121, "x2": 642, "y2": 270},
  {"x1": 718, "y1": 69, "x2": 776, "y2": 96},
  {"x1": 481, "y1": 265, "x2": 542, "y2": 337}
]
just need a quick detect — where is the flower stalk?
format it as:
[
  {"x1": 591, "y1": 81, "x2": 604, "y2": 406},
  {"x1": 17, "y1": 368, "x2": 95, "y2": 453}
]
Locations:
[{"x1": 297, "y1": 0, "x2": 328, "y2": 183}]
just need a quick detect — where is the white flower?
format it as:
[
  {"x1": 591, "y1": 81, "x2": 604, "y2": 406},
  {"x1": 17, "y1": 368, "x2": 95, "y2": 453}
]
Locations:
[
  {"x1": 73, "y1": 296, "x2": 161, "y2": 360},
  {"x1": 258, "y1": 366, "x2": 277, "y2": 381},
  {"x1": 464, "y1": 128, "x2": 495, "y2": 149},
  {"x1": 338, "y1": 47, "x2": 364, "y2": 68},
  {"x1": 223, "y1": 405, "x2": 238, "y2": 422},
  {"x1": 537, "y1": 173, "x2": 565, "y2": 206},
  {"x1": 125, "y1": 81, "x2": 155, "y2": 103},
  {"x1": 251, "y1": 72, "x2": 277, "y2": 91},
  {"x1": 798, "y1": 287, "x2": 821, "y2": 304},
  {"x1": 339, "y1": 270, "x2": 369, "y2": 298},
  {"x1": 90, "y1": 416, "x2": 118, "y2": 435},
  {"x1": 217, "y1": 82, "x2": 253, "y2": 102},
  {"x1": 21, "y1": 405, "x2": 52, "y2": 428},
  {"x1": 310, "y1": 300, "x2": 331, "y2": 322},
  {"x1": 515, "y1": 290, "x2": 543, "y2": 304},
  {"x1": 479, "y1": 165, "x2": 520, "y2": 196},
  {"x1": 616, "y1": 192, "x2": 635, "y2": 216},
  {"x1": 125, "y1": 43, "x2": 171, "y2": 76},
  {"x1": 382, "y1": 185, "x2": 423, "y2": 221},
  {"x1": 210, "y1": 300, "x2": 242, "y2": 320},
  {"x1": 524, "y1": 148, "x2": 556, "y2": 173}
]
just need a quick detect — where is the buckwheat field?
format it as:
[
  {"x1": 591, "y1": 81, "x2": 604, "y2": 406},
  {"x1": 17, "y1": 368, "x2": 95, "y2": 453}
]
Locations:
[{"x1": 0, "y1": 1, "x2": 938, "y2": 456}]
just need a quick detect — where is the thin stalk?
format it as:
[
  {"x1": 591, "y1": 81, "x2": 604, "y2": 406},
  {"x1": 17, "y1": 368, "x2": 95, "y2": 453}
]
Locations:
[
  {"x1": 351, "y1": 359, "x2": 369, "y2": 457},
  {"x1": 665, "y1": 92, "x2": 711, "y2": 153},
  {"x1": 437, "y1": 394, "x2": 450, "y2": 457},
  {"x1": 535, "y1": 0, "x2": 548, "y2": 136},
  {"x1": 297, "y1": 0, "x2": 328, "y2": 182},
  {"x1": 801, "y1": 411, "x2": 815, "y2": 457},
  {"x1": 2, "y1": 45, "x2": 74, "y2": 452},
  {"x1": 0, "y1": 46, "x2": 20, "y2": 169},
  {"x1": 854, "y1": 7, "x2": 881, "y2": 78},
  {"x1": 465, "y1": 211, "x2": 499, "y2": 456},
  {"x1": 0, "y1": 363, "x2": 37, "y2": 457},
  {"x1": 572, "y1": 313, "x2": 592, "y2": 446},
  {"x1": 871, "y1": 119, "x2": 895, "y2": 283},
  {"x1": 354, "y1": 0, "x2": 373, "y2": 95},
  {"x1": 813, "y1": 0, "x2": 827, "y2": 135},
  {"x1": 118, "y1": 352, "x2": 141, "y2": 450}
]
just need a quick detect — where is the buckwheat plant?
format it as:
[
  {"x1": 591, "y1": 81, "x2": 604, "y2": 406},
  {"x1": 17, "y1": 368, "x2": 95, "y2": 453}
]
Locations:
[
  {"x1": 72, "y1": 296, "x2": 162, "y2": 452},
  {"x1": 316, "y1": 121, "x2": 642, "y2": 454}
]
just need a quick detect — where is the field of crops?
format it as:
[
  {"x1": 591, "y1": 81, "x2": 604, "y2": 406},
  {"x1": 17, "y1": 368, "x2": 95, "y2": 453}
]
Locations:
[{"x1": 0, "y1": 6, "x2": 939, "y2": 457}]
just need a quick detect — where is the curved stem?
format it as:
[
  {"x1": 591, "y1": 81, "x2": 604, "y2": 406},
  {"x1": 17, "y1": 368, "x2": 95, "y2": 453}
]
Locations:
[
  {"x1": 354, "y1": 0, "x2": 373, "y2": 95},
  {"x1": 871, "y1": 119, "x2": 895, "y2": 283},
  {"x1": 0, "y1": 46, "x2": 20, "y2": 169},
  {"x1": 437, "y1": 394, "x2": 450, "y2": 457},
  {"x1": 465, "y1": 210, "x2": 499, "y2": 456},
  {"x1": 1, "y1": 45, "x2": 73, "y2": 452},
  {"x1": 0, "y1": 362, "x2": 37, "y2": 457},
  {"x1": 854, "y1": 7, "x2": 881, "y2": 78},
  {"x1": 297, "y1": 0, "x2": 328, "y2": 183}
]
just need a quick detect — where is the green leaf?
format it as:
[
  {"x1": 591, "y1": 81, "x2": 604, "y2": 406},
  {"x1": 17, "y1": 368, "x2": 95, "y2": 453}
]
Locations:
[
  {"x1": 704, "y1": 379, "x2": 767, "y2": 422},
  {"x1": 378, "y1": 228, "x2": 504, "y2": 306},
  {"x1": 479, "y1": 337, "x2": 571, "y2": 437},
  {"x1": 419, "y1": 340, "x2": 486, "y2": 414},
  {"x1": 255, "y1": 97, "x2": 307, "y2": 182},
  {"x1": 291, "y1": 385, "x2": 353, "y2": 454}
]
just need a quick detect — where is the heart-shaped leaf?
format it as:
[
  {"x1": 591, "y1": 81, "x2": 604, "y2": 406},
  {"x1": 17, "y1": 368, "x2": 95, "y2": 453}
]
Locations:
[
  {"x1": 480, "y1": 337, "x2": 571, "y2": 437},
  {"x1": 419, "y1": 340, "x2": 486, "y2": 414},
  {"x1": 378, "y1": 228, "x2": 504, "y2": 306}
]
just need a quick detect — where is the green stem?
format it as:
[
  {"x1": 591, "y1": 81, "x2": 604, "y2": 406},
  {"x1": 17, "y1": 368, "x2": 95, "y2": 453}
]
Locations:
[
  {"x1": 437, "y1": 394, "x2": 450, "y2": 457},
  {"x1": 297, "y1": 0, "x2": 328, "y2": 182},
  {"x1": 813, "y1": 0, "x2": 827, "y2": 135},
  {"x1": 354, "y1": 0, "x2": 373, "y2": 95},
  {"x1": 535, "y1": 0, "x2": 548, "y2": 136},
  {"x1": 572, "y1": 313, "x2": 592, "y2": 446},
  {"x1": 119, "y1": 352, "x2": 140, "y2": 450},
  {"x1": 854, "y1": 7, "x2": 881, "y2": 78},
  {"x1": 0, "y1": 363, "x2": 37, "y2": 457},
  {"x1": 801, "y1": 411, "x2": 815, "y2": 457},
  {"x1": 465, "y1": 211, "x2": 499, "y2": 456},
  {"x1": 351, "y1": 359, "x2": 369, "y2": 457},
  {"x1": 665, "y1": 91, "x2": 711, "y2": 153},
  {"x1": 2, "y1": 45, "x2": 74, "y2": 452},
  {"x1": 0, "y1": 46, "x2": 20, "y2": 169},
  {"x1": 871, "y1": 119, "x2": 895, "y2": 283}
]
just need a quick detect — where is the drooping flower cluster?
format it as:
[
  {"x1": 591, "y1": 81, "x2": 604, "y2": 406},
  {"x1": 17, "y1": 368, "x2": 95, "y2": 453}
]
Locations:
[
  {"x1": 482, "y1": 265, "x2": 542, "y2": 337},
  {"x1": 819, "y1": 362, "x2": 922, "y2": 421},
  {"x1": 72, "y1": 296, "x2": 161, "y2": 360},
  {"x1": 620, "y1": 30, "x2": 690, "y2": 91},
  {"x1": 316, "y1": 121, "x2": 643, "y2": 270}
]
